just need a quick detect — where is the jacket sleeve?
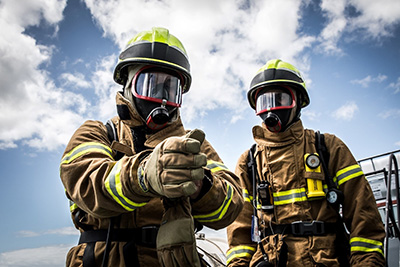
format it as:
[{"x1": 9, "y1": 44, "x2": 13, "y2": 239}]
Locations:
[
  {"x1": 226, "y1": 150, "x2": 257, "y2": 266},
  {"x1": 326, "y1": 134, "x2": 386, "y2": 266},
  {"x1": 191, "y1": 139, "x2": 244, "y2": 230},
  {"x1": 60, "y1": 120, "x2": 154, "y2": 218}
]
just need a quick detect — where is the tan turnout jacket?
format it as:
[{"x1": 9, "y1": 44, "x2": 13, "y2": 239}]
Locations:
[
  {"x1": 227, "y1": 120, "x2": 385, "y2": 266},
  {"x1": 60, "y1": 92, "x2": 243, "y2": 266}
]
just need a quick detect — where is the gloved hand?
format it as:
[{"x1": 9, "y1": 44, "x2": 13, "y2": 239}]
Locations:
[
  {"x1": 157, "y1": 197, "x2": 201, "y2": 267},
  {"x1": 139, "y1": 129, "x2": 207, "y2": 198}
]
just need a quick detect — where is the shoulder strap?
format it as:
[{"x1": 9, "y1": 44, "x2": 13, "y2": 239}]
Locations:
[
  {"x1": 315, "y1": 131, "x2": 344, "y2": 207},
  {"x1": 315, "y1": 131, "x2": 334, "y2": 189},
  {"x1": 105, "y1": 119, "x2": 118, "y2": 143},
  {"x1": 248, "y1": 144, "x2": 258, "y2": 215},
  {"x1": 105, "y1": 119, "x2": 126, "y2": 160}
]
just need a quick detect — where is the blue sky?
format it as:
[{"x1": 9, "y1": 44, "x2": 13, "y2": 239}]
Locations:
[{"x1": 0, "y1": 0, "x2": 399, "y2": 266}]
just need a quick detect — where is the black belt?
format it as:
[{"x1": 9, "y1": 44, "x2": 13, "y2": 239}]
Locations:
[
  {"x1": 79, "y1": 226, "x2": 159, "y2": 248},
  {"x1": 264, "y1": 221, "x2": 338, "y2": 237}
]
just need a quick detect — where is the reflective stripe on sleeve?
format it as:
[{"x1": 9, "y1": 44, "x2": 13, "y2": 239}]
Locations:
[
  {"x1": 350, "y1": 237, "x2": 384, "y2": 256},
  {"x1": 206, "y1": 160, "x2": 228, "y2": 173},
  {"x1": 273, "y1": 188, "x2": 307, "y2": 205},
  {"x1": 105, "y1": 160, "x2": 148, "y2": 211},
  {"x1": 335, "y1": 164, "x2": 364, "y2": 186},
  {"x1": 226, "y1": 245, "x2": 256, "y2": 265},
  {"x1": 69, "y1": 200, "x2": 78, "y2": 212},
  {"x1": 193, "y1": 181, "x2": 233, "y2": 223},
  {"x1": 61, "y1": 142, "x2": 113, "y2": 165},
  {"x1": 242, "y1": 188, "x2": 253, "y2": 203}
]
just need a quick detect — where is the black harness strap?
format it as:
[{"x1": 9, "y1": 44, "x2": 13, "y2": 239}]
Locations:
[
  {"x1": 82, "y1": 242, "x2": 96, "y2": 267},
  {"x1": 263, "y1": 221, "x2": 338, "y2": 237},
  {"x1": 79, "y1": 227, "x2": 159, "y2": 248}
]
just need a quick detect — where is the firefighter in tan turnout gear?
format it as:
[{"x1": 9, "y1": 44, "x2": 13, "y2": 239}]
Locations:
[
  {"x1": 226, "y1": 59, "x2": 386, "y2": 266},
  {"x1": 60, "y1": 27, "x2": 243, "y2": 267}
]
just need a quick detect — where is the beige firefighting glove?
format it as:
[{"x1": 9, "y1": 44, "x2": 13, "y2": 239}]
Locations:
[
  {"x1": 138, "y1": 129, "x2": 207, "y2": 198},
  {"x1": 157, "y1": 197, "x2": 201, "y2": 267}
]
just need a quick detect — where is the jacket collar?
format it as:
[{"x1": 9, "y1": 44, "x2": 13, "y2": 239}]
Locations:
[
  {"x1": 115, "y1": 91, "x2": 145, "y2": 128},
  {"x1": 144, "y1": 118, "x2": 186, "y2": 148},
  {"x1": 252, "y1": 119, "x2": 304, "y2": 147}
]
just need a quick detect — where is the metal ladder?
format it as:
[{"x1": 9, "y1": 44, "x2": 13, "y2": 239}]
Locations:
[{"x1": 358, "y1": 150, "x2": 400, "y2": 266}]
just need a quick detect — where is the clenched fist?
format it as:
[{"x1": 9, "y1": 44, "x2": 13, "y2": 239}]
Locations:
[{"x1": 138, "y1": 129, "x2": 207, "y2": 198}]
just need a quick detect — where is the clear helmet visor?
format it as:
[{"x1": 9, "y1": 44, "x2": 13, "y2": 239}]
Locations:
[
  {"x1": 255, "y1": 86, "x2": 296, "y2": 115},
  {"x1": 132, "y1": 67, "x2": 183, "y2": 107}
]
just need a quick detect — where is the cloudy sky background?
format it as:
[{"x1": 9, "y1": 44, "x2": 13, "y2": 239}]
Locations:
[{"x1": 0, "y1": 0, "x2": 400, "y2": 266}]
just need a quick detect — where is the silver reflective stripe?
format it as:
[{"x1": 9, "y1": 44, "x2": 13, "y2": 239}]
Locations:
[
  {"x1": 61, "y1": 142, "x2": 113, "y2": 165},
  {"x1": 206, "y1": 160, "x2": 228, "y2": 173},
  {"x1": 335, "y1": 164, "x2": 364, "y2": 186},
  {"x1": 350, "y1": 237, "x2": 384, "y2": 256},
  {"x1": 273, "y1": 188, "x2": 307, "y2": 205},
  {"x1": 105, "y1": 160, "x2": 148, "y2": 211},
  {"x1": 242, "y1": 188, "x2": 253, "y2": 203},
  {"x1": 226, "y1": 245, "x2": 256, "y2": 264},
  {"x1": 193, "y1": 181, "x2": 233, "y2": 222}
]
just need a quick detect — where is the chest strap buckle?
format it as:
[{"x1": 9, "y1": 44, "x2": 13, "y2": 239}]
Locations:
[{"x1": 291, "y1": 220, "x2": 325, "y2": 236}]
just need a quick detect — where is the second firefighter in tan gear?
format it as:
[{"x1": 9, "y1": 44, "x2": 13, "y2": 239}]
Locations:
[
  {"x1": 226, "y1": 59, "x2": 386, "y2": 266},
  {"x1": 60, "y1": 27, "x2": 243, "y2": 267}
]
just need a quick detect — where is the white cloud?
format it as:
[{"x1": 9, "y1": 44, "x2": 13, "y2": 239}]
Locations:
[
  {"x1": 17, "y1": 227, "x2": 79, "y2": 238},
  {"x1": 348, "y1": 0, "x2": 400, "y2": 39},
  {"x1": 388, "y1": 77, "x2": 400, "y2": 94},
  {"x1": 351, "y1": 74, "x2": 387, "y2": 88},
  {"x1": 302, "y1": 110, "x2": 321, "y2": 121},
  {"x1": 17, "y1": 230, "x2": 40, "y2": 238},
  {"x1": 0, "y1": 0, "x2": 92, "y2": 151},
  {"x1": 318, "y1": 0, "x2": 348, "y2": 55},
  {"x1": 332, "y1": 101, "x2": 359, "y2": 121},
  {"x1": 90, "y1": 54, "x2": 120, "y2": 121},
  {"x1": 60, "y1": 73, "x2": 91, "y2": 89},
  {"x1": 318, "y1": 0, "x2": 400, "y2": 55},
  {"x1": 379, "y1": 109, "x2": 400, "y2": 119},
  {"x1": 0, "y1": 244, "x2": 71, "y2": 267}
]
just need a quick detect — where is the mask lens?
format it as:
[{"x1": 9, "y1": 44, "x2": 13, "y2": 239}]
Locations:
[
  {"x1": 133, "y1": 69, "x2": 182, "y2": 106},
  {"x1": 255, "y1": 87, "x2": 294, "y2": 115}
]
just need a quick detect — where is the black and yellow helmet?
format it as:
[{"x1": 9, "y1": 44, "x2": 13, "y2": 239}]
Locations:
[
  {"x1": 248, "y1": 59, "x2": 310, "y2": 109},
  {"x1": 113, "y1": 27, "x2": 192, "y2": 93}
]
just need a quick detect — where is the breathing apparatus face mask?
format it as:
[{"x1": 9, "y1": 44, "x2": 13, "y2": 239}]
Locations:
[
  {"x1": 131, "y1": 66, "x2": 184, "y2": 130},
  {"x1": 255, "y1": 86, "x2": 298, "y2": 132}
]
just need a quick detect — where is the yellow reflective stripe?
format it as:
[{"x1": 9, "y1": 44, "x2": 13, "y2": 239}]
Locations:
[
  {"x1": 350, "y1": 237, "x2": 384, "y2": 256},
  {"x1": 193, "y1": 181, "x2": 233, "y2": 223},
  {"x1": 105, "y1": 160, "x2": 148, "y2": 211},
  {"x1": 122, "y1": 57, "x2": 189, "y2": 73},
  {"x1": 226, "y1": 245, "x2": 256, "y2": 264},
  {"x1": 242, "y1": 188, "x2": 253, "y2": 203},
  {"x1": 273, "y1": 188, "x2": 307, "y2": 205},
  {"x1": 69, "y1": 201, "x2": 78, "y2": 212},
  {"x1": 61, "y1": 142, "x2": 113, "y2": 165},
  {"x1": 335, "y1": 164, "x2": 363, "y2": 186},
  {"x1": 206, "y1": 160, "x2": 228, "y2": 173}
]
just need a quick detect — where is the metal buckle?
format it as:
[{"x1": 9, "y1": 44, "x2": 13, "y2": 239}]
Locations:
[
  {"x1": 291, "y1": 221, "x2": 325, "y2": 236},
  {"x1": 141, "y1": 226, "x2": 158, "y2": 245}
]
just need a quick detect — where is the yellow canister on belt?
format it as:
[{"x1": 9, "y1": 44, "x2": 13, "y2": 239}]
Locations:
[{"x1": 304, "y1": 153, "x2": 326, "y2": 198}]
